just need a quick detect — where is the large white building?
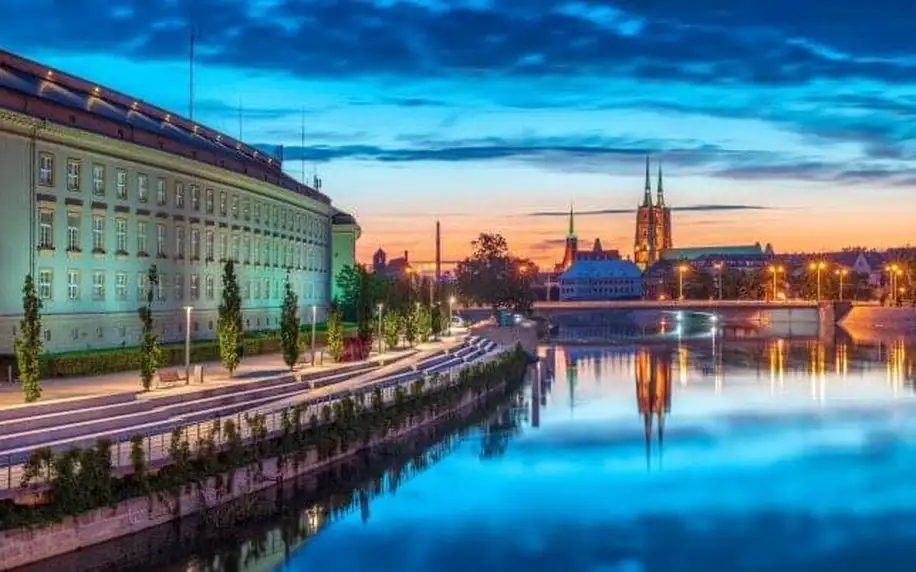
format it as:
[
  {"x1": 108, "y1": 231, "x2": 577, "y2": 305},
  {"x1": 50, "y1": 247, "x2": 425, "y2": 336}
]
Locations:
[
  {"x1": 0, "y1": 49, "x2": 358, "y2": 353},
  {"x1": 559, "y1": 259, "x2": 643, "y2": 301}
]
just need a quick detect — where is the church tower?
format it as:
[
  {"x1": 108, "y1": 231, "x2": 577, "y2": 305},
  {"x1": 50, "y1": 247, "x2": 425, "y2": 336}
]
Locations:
[
  {"x1": 657, "y1": 160, "x2": 672, "y2": 250},
  {"x1": 560, "y1": 203, "x2": 578, "y2": 271},
  {"x1": 634, "y1": 156, "x2": 673, "y2": 271}
]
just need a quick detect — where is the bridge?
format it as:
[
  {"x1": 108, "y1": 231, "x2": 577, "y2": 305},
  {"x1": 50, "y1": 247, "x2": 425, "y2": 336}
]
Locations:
[{"x1": 531, "y1": 300, "x2": 819, "y2": 311}]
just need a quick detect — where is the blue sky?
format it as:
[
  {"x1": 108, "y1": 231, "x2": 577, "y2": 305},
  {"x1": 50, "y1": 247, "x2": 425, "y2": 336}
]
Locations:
[{"x1": 2, "y1": 0, "x2": 914, "y2": 265}]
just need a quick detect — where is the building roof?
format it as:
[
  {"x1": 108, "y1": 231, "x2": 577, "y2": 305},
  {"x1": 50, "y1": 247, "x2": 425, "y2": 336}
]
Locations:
[
  {"x1": 561, "y1": 259, "x2": 642, "y2": 279},
  {"x1": 660, "y1": 244, "x2": 765, "y2": 261},
  {"x1": 331, "y1": 208, "x2": 360, "y2": 227},
  {"x1": 0, "y1": 48, "x2": 330, "y2": 204}
]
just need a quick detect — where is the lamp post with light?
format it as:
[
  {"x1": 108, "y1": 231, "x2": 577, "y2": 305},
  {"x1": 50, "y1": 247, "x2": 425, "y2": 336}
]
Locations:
[
  {"x1": 809, "y1": 261, "x2": 827, "y2": 302},
  {"x1": 767, "y1": 265, "x2": 784, "y2": 302},
  {"x1": 448, "y1": 296, "x2": 456, "y2": 335},
  {"x1": 377, "y1": 302, "x2": 384, "y2": 355},
  {"x1": 310, "y1": 304, "x2": 317, "y2": 353},
  {"x1": 835, "y1": 268, "x2": 849, "y2": 301},
  {"x1": 183, "y1": 306, "x2": 193, "y2": 384},
  {"x1": 677, "y1": 264, "x2": 688, "y2": 302}
]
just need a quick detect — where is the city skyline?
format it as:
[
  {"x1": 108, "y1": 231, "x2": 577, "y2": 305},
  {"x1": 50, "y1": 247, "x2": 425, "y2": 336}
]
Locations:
[{"x1": 1, "y1": 0, "x2": 914, "y2": 266}]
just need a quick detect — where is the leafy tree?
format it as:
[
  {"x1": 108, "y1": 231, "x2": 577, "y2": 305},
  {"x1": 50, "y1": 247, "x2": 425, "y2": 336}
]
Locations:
[
  {"x1": 280, "y1": 274, "x2": 300, "y2": 370},
  {"x1": 326, "y1": 306, "x2": 345, "y2": 361},
  {"x1": 382, "y1": 310, "x2": 401, "y2": 350},
  {"x1": 218, "y1": 259, "x2": 243, "y2": 376},
  {"x1": 403, "y1": 305, "x2": 419, "y2": 346},
  {"x1": 417, "y1": 305, "x2": 432, "y2": 343},
  {"x1": 684, "y1": 268, "x2": 716, "y2": 300},
  {"x1": 15, "y1": 274, "x2": 43, "y2": 402},
  {"x1": 455, "y1": 232, "x2": 535, "y2": 312},
  {"x1": 356, "y1": 265, "x2": 374, "y2": 343},
  {"x1": 335, "y1": 264, "x2": 362, "y2": 321},
  {"x1": 137, "y1": 265, "x2": 162, "y2": 392},
  {"x1": 430, "y1": 305, "x2": 443, "y2": 339}
]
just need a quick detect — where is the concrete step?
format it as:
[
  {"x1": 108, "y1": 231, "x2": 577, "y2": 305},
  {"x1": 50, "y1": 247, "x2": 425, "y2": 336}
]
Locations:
[{"x1": 0, "y1": 392, "x2": 136, "y2": 424}]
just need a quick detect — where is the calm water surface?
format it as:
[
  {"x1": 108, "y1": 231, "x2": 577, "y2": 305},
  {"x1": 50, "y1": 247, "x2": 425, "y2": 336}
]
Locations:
[{"x1": 31, "y1": 322, "x2": 916, "y2": 572}]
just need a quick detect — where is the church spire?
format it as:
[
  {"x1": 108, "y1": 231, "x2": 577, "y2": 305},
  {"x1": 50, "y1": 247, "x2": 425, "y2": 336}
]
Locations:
[
  {"x1": 567, "y1": 203, "x2": 575, "y2": 238},
  {"x1": 656, "y1": 159, "x2": 665, "y2": 207},
  {"x1": 642, "y1": 155, "x2": 653, "y2": 207}
]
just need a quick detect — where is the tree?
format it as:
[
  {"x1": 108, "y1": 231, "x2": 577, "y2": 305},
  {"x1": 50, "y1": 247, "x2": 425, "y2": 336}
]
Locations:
[
  {"x1": 417, "y1": 305, "x2": 432, "y2": 343},
  {"x1": 454, "y1": 232, "x2": 535, "y2": 311},
  {"x1": 138, "y1": 265, "x2": 162, "y2": 392},
  {"x1": 335, "y1": 264, "x2": 362, "y2": 322},
  {"x1": 14, "y1": 274, "x2": 43, "y2": 402},
  {"x1": 326, "y1": 306, "x2": 345, "y2": 361},
  {"x1": 280, "y1": 274, "x2": 300, "y2": 370},
  {"x1": 430, "y1": 305, "x2": 443, "y2": 340},
  {"x1": 218, "y1": 259, "x2": 243, "y2": 376},
  {"x1": 403, "y1": 305, "x2": 419, "y2": 346},
  {"x1": 356, "y1": 265, "x2": 375, "y2": 343},
  {"x1": 382, "y1": 310, "x2": 401, "y2": 350}
]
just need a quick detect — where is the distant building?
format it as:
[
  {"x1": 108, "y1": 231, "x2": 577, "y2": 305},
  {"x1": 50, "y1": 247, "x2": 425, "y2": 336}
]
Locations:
[
  {"x1": 660, "y1": 243, "x2": 773, "y2": 269},
  {"x1": 554, "y1": 206, "x2": 621, "y2": 273},
  {"x1": 634, "y1": 157, "x2": 672, "y2": 271},
  {"x1": 559, "y1": 259, "x2": 642, "y2": 301},
  {"x1": 331, "y1": 209, "x2": 361, "y2": 301},
  {"x1": 372, "y1": 248, "x2": 412, "y2": 277}
]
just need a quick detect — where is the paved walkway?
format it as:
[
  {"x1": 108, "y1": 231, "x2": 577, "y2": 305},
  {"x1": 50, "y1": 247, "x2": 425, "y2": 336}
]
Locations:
[{"x1": 0, "y1": 335, "x2": 465, "y2": 410}]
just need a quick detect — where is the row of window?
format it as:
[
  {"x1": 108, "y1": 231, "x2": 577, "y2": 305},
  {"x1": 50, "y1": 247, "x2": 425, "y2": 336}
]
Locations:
[
  {"x1": 37, "y1": 211, "x2": 328, "y2": 271},
  {"x1": 37, "y1": 152, "x2": 329, "y2": 241},
  {"x1": 35, "y1": 269, "x2": 326, "y2": 303}
]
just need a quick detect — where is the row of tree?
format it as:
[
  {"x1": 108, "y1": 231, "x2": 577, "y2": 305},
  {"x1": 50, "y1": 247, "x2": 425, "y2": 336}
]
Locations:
[{"x1": 15, "y1": 259, "x2": 305, "y2": 403}]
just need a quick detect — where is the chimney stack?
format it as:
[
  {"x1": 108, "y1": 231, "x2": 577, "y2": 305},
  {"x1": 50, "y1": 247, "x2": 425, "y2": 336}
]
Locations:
[{"x1": 404, "y1": 250, "x2": 409, "y2": 262}]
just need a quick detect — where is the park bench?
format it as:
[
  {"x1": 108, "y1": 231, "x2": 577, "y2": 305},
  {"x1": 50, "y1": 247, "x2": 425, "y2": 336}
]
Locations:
[{"x1": 156, "y1": 369, "x2": 187, "y2": 388}]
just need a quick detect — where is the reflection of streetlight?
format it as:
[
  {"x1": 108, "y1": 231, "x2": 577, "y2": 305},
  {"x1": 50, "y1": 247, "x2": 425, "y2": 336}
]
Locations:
[
  {"x1": 767, "y1": 265, "x2": 784, "y2": 302},
  {"x1": 835, "y1": 268, "x2": 849, "y2": 301},
  {"x1": 183, "y1": 306, "x2": 193, "y2": 383},
  {"x1": 713, "y1": 262, "x2": 724, "y2": 300},
  {"x1": 377, "y1": 302, "x2": 384, "y2": 355},
  {"x1": 677, "y1": 264, "x2": 689, "y2": 302},
  {"x1": 809, "y1": 261, "x2": 827, "y2": 301}
]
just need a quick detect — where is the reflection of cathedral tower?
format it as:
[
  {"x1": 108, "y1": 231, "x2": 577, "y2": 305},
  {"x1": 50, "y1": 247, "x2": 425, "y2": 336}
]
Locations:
[
  {"x1": 560, "y1": 204, "x2": 578, "y2": 271},
  {"x1": 634, "y1": 156, "x2": 673, "y2": 271},
  {"x1": 635, "y1": 348, "x2": 672, "y2": 469}
]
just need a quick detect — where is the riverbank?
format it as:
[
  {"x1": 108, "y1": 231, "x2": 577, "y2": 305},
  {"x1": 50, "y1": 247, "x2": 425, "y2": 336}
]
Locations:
[{"x1": 0, "y1": 342, "x2": 530, "y2": 570}]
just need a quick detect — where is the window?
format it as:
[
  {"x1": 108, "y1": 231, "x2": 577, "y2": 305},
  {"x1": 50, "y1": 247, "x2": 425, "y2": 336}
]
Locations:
[
  {"x1": 116, "y1": 218, "x2": 128, "y2": 253},
  {"x1": 137, "y1": 272, "x2": 147, "y2": 301},
  {"x1": 175, "y1": 181, "x2": 185, "y2": 209},
  {"x1": 254, "y1": 202, "x2": 260, "y2": 223},
  {"x1": 138, "y1": 173, "x2": 149, "y2": 202},
  {"x1": 219, "y1": 232, "x2": 227, "y2": 262},
  {"x1": 205, "y1": 188, "x2": 214, "y2": 214},
  {"x1": 157, "y1": 273, "x2": 167, "y2": 301},
  {"x1": 205, "y1": 274, "x2": 215, "y2": 300},
  {"x1": 253, "y1": 238, "x2": 260, "y2": 265},
  {"x1": 175, "y1": 226, "x2": 185, "y2": 259},
  {"x1": 242, "y1": 199, "x2": 250, "y2": 221},
  {"x1": 137, "y1": 220, "x2": 148, "y2": 254},
  {"x1": 219, "y1": 191, "x2": 227, "y2": 216},
  {"x1": 190, "y1": 274, "x2": 200, "y2": 300},
  {"x1": 67, "y1": 158, "x2": 81, "y2": 191},
  {"x1": 92, "y1": 270, "x2": 105, "y2": 300},
  {"x1": 253, "y1": 279, "x2": 261, "y2": 300},
  {"x1": 116, "y1": 168, "x2": 127, "y2": 199},
  {"x1": 243, "y1": 280, "x2": 250, "y2": 300},
  {"x1": 115, "y1": 272, "x2": 128, "y2": 300},
  {"x1": 157, "y1": 178, "x2": 167, "y2": 206},
  {"x1": 67, "y1": 212, "x2": 81, "y2": 251},
  {"x1": 92, "y1": 216, "x2": 105, "y2": 252},
  {"x1": 92, "y1": 164, "x2": 105, "y2": 196},
  {"x1": 39, "y1": 152, "x2": 54, "y2": 186},
  {"x1": 231, "y1": 234, "x2": 239, "y2": 261},
  {"x1": 67, "y1": 270, "x2": 80, "y2": 300},
  {"x1": 205, "y1": 229, "x2": 214, "y2": 260},
  {"x1": 191, "y1": 185, "x2": 200, "y2": 211},
  {"x1": 263, "y1": 278, "x2": 270, "y2": 300},
  {"x1": 242, "y1": 236, "x2": 250, "y2": 264},
  {"x1": 38, "y1": 269, "x2": 52, "y2": 300},
  {"x1": 262, "y1": 241, "x2": 269, "y2": 265},
  {"x1": 156, "y1": 223, "x2": 167, "y2": 257},
  {"x1": 231, "y1": 195, "x2": 239, "y2": 219},
  {"x1": 38, "y1": 210, "x2": 53, "y2": 249},
  {"x1": 191, "y1": 228, "x2": 200, "y2": 260},
  {"x1": 174, "y1": 273, "x2": 184, "y2": 300}
]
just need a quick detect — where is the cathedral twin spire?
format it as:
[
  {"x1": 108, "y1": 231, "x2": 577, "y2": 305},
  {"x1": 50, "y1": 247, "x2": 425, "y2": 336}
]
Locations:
[{"x1": 642, "y1": 155, "x2": 665, "y2": 207}]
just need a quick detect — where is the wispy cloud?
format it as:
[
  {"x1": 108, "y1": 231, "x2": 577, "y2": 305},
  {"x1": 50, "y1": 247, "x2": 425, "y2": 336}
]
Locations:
[{"x1": 527, "y1": 205, "x2": 773, "y2": 217}]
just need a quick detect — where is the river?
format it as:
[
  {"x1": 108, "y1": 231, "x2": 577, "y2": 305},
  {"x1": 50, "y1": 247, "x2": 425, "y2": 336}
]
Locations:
[{"x1": 24, "y1": 319, "x2": 916, "y2": 572}]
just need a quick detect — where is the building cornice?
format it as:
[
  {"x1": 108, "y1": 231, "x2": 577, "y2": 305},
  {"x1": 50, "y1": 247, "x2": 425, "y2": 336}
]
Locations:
[{"x1": 0, "y1": 109, "x2": 330, "y2": 216}]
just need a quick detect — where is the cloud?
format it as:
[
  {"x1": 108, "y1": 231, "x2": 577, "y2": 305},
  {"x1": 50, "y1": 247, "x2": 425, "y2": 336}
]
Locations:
[
  {"x1": 529, "y1": 238, "x2": 570, "y2": 253},
  {"x1": 527, "y1": 205, "x2": 772, "y2": 217}
]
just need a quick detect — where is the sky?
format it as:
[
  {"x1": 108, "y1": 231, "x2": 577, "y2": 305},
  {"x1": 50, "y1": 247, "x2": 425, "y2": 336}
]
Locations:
[{"x1": 2, "y1": 0, "x2": 915, "y2": 267}]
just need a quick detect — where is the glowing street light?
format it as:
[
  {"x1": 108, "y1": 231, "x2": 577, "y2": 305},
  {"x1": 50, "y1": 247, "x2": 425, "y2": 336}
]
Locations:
[
  {"x1": 809, "y1": 261, "x2": 827, "y2": 302},
  {"x1": 886, "y1": 264, "x2": 903, "y2": 306},
  {"x1": 835, "y1": 268, "x2": 849, "y2": 302},
  {"x1": 768, "y1": 265, "x2": 784, "y2": 302},
  {"x1": 677, "y1": 264, "x2": 689, "y2": 302},
  {"x1": 448, "y1": 295, "x2": 456, "y2": 335}
]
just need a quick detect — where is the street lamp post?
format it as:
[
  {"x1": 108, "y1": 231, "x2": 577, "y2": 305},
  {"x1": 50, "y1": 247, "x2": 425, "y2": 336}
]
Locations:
[
  {"x1": 713, "y1": 262, "x2": 723, "y2": 300},
  {"x1": 886, "y1": 264, "x2": 901, "y2": 306},
  {"x1": 677, "y1": 264, "x2": 688, "y2": 302},
  {"x1": 183, "y1": 306, "x2": 193, "y2": 384},
  {"x1": 809, "y1": 261, "x2": 827, "y2": 302},
  {"x1": 767, "y1": 265, "x2": 784, "y2": 302},
  {"x1": 448, "y1": 296, "x2": 456, "y2": 335},
  {"x1": 835, "y1": 268, "x2": 848, "y2": 301},
  {"x1": 377, "y1": 302, "x2": 384, "y2": 356},
  {"x1": 310, "y1": 304, "x2": 317, "y2": 352}
]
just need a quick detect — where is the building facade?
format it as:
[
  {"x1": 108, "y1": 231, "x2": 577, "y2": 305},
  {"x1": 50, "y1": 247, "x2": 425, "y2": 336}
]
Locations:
[
  {"x1": 634, "y1": 157, "x2": 672, "y2": 271},
  {"x1": 331, "y1": 209, "x2": 361, "y2": 302},
  {"x1": 558, "y1": 259, "x2": 643, "y2": 301},
  {"x1": 0, "y1": 49, "x2": 353, "y2": 353}
]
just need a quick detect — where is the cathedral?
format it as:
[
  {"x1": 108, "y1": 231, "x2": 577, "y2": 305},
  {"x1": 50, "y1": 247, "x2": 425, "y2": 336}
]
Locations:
[{"x1": 634, "y1": 156, "x2": 673, "y2": 271}]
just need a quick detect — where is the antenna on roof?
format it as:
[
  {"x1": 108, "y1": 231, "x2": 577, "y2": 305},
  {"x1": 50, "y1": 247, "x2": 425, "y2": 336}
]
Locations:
[
  {"x1": 238, "y1": 97, "x2": 243, "y2": 140},
  {"x1": 189, "y1": 25, "x2": 196, "y2": 120},
  {"x1": 300, "y1": 107, "x2": 306, "y2": 184}
]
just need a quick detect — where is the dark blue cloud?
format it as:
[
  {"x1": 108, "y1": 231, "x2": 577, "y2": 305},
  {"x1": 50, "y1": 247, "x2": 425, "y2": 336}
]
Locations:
[{"x1": 528, "y1": 205, "x2": 772, "y2": 218}]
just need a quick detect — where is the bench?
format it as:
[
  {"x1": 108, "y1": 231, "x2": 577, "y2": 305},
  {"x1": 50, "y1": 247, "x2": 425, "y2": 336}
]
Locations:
[{"x1": 156, "y1": 369, "x2": 187, "y2": 388}]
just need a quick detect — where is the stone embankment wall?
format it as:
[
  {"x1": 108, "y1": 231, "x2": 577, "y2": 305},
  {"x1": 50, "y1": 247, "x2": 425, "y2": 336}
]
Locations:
[
  {"x1": 839, "y1": 306, "x2": 916, "y2": 339},
  {"x1": 0, "y1": 370, "x2": 517, "y2": 571}
]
